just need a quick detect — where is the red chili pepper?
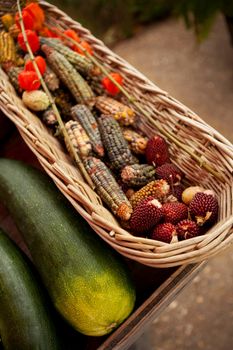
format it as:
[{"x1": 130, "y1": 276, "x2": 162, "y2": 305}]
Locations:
[
  {"x1": 24, "y1": 3, "x2": 45, "y2": 31},
  {"x1": 102, "y1": 73, "x2": 123, "y2": 95},
  {"x1": 25, "y1": 56, "x2": 46, "y2": 75},
  {"x1": 63, "y1": 29, "x2": 81, "y2": 42},
  {"x1": 15, "y1": 10, "x2": 34, "y2": 30},
  {"x1": 18, "y1": 70, "x2": 41, "y2": 91},
  {"x1": 73, "y1": 40, "x2": 93, "y2": 55},
  {"x1": 18, "y1": 30, "x2": 40, "y2": 53}
]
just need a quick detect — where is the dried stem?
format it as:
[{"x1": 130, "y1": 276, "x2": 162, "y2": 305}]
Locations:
[
  {"x1": 16, "y1": 0, "x2": 95, "y2": 189},
  {"x1": 47, "y1": 23, "x2": 225, "y2": 182}
]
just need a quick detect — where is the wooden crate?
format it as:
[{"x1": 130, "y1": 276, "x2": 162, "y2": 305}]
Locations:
[{"x1": 0, "y1": 112, "x2": 205, "y2": 349}]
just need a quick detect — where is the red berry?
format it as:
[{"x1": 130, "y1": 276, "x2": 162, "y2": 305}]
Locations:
[
  {"x1": 18, "y1": 71, "x2": 41, "y2": 91},
  {"x1": 15, "y1": 10, "x2": 34, "y2": 30},
  {"x1": 151, "y1": 223, "x2": 176, "y2": 243},
  {"x1": 130, "y1": 196, "x2": 163, "y2": 235},
  {"x1": 25, "y1": 56, "x2": 46, "y2": 75},
  {"x1": 102, "y1": 72, "x2": 123, "y2": 95},
  {"x1": 163, "y1": 202, "x2": 188, "y2": 224},
  {"x1": 176, "y1": 219, "x2": 200, "y2": 240},
  {"x1": 145, "y1": 135, "x2": 170, "y2": 166},
  {"x1": 18, "y1": 30, "x2": 40, "y2": 53}
]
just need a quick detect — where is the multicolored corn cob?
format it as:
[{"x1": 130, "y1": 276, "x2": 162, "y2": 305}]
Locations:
[
  {"x1": 98, "y1": 115, "x2": 138, "y2": 171},
  {"x1": 122, "y1": 128, "x2": 148, "y2": 155},
  {"x1": 40, "y1": 37, "x2": 99, "y2": 77},
  {"x1": 65, "y1": 120, "x2": 92, "y2": 158},
  {"x1": 130, "y1": 179, "x2": 170, "y2": 209},
  {"x1": 1, "y1": 13, "x2": 14, "y2": 31},
  {"x1": 95, "y1": 96, "x2": 135, "y2": 126},
  {"x1": 41, "y1": 44, "x2": 95, "y2": 105},
  {"x1": 53, "y1": 89, "x2": 74, "y2": 119},
  {"x1": 121, "y1": 164, "x2": 156, "y2": 187},
  {"x1": 8, "y1": 24, "x2": 20, "y2": 39},
  {"x1": 84, "y1": 157, "x2": 133, "y2": 221},
  {"x1": 71, "y1": 104, "x2": 104, "y2": 157},
  {"x1": 2, "y1": 62, "x2": 23, "y2": 93},
  {"x1": 42, "y1": 107, "x2": 58, "y2": 127},
  {"x1": 0, "y1": 31, "x2": 17, "y2": 63},
  {"x1": 86, "y1": 75, "x2": 105, "y2": 96},
  {"x1": 43, "y1": 65, "x2": 60, "y2": 92}
]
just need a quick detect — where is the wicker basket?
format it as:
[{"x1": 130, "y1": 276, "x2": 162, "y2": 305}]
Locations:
[{"x1": 0, "y1": 1, "x2": 232, "y2": 268}]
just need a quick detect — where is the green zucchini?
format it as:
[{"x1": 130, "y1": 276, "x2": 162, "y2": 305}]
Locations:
[
  {"x1": 0, "y1": 228, "x2": 60, "y2": 350},
  {"x1": 0, "y1": 159, "x2": 136, "y2": 336}
]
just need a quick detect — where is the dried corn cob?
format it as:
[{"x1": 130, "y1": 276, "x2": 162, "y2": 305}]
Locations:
[
  {"x1": 53, "y1": 88, "x2": 74, "y2": 119},
  {"x1": 84, "y1": 157, "x2": 133, "y2": 221},
  {"x1": 0, "y1": 0, "x2": 26, "y2": 17},
  {"x1": 42, "y1": 107, "x2": 58, "y2": 127},
  {"x1": 121, "y1": 164, "x2": 156, "y2": 187},
  {"x1": 98, "y1": 115, "x2": 138, "y2": 171},
  {"x1": 41, "y1": 44, "x2": 95, "y2": 105},
  {"x1": 95, "y1": 96, "x2": 135, "y2": 126},
  {"x1": 65, "y1": 120, "x2": 92, "y2": 158},
  {"x1": 8, "y1": 24, "x2": 20, "y2": 39},
  {"x1": 1, "y1": 13, "x2": 14, "y2": 31},
  {"x1": 122, "y1": 128, "x2": 148, "y2": 155},
  {"x1": 0, "y1": 31, "x2": 17, "y2": 63},
  {"x1": 86, "y1": 75, "x2": 105, "y2": 96},
  {"x1": 16, "y1": 55, "x2": 25, "y2": 66},
  {"x1": 130, "y1": 179, "x2": 170, "y2": 209},
  {"x1": 40, "y1": 37, "x2": 99, "y2": 77},
  {"x1": 2, "y1": 62, "x2": 23, "y2": 93},
  {"x1": 71, "y1": 104, "x2": 104, "y2": 157},
  {"x1": 43, "y1": 65, "x2": 60, "y2": 92}
]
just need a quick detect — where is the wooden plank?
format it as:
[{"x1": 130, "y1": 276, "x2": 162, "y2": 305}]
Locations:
[{"x1": 99, "y1": 262, "x2": 205, "y2": 350}]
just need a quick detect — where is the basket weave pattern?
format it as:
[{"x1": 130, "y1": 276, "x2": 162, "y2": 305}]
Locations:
[{"x1": 0, "y1": 1, "x2": 232, "y2": 267}]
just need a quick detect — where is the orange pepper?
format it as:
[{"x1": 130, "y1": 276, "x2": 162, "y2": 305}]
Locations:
[
  {"x1": 102, "y1": 73, "x2": 123, "y2": 95},
  {"x1": 18, "y1": 70, "x2": 41, "y2": 91},
  {"x1": 18, "y1": 30, "x2": 40, "y2": 53},
  {"x1": 73, "y1": 41, "x2": 93, "y2": 56},
  {"x1": 15, "y1": 10, "x2": 34, "y2": 30},
  {"x1": 63, "y1": 29, "x2": 81, "y2": 43},
  {"x1": 39, "y1": 27, "x2": 58, "y2": 38},
  {"x1": 24, "y1": 3, "x2": 45, "y2": 31},
  {"x1": 25, "y1": 56, "x2": 46, "y2": 75}
]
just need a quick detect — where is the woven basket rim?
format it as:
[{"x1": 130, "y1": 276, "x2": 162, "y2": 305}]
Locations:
[{"x1": 0, "y1": 0, "x2": 232, "y2": 267}]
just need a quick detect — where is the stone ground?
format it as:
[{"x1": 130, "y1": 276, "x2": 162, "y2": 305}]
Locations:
[{"x1": 113, "y1": 16, "x2": 233, "y2": 350}]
